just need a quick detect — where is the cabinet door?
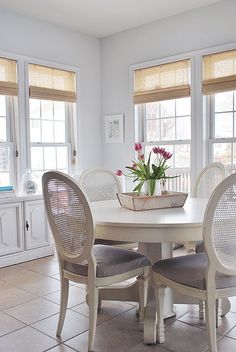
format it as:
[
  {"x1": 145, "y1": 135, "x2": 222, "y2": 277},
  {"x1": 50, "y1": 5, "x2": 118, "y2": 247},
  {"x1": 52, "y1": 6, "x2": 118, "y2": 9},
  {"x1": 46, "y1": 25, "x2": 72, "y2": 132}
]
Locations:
[
  {"x1": 0, "y1": 203, "x2": 23, "y2": 256},
  {"x1": 24, "y1": 200, "x2": 50, "y2": 250}
]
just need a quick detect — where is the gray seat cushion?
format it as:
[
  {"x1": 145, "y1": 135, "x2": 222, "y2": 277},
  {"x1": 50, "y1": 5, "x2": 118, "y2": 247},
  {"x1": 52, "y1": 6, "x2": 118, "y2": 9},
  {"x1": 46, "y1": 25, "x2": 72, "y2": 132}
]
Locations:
[
  {"x1": 152, "y1": 253, "x2": 236, "y2": 290},
  {"x1": 65, "y1": 244, "x2": 151, "y2": 278}
]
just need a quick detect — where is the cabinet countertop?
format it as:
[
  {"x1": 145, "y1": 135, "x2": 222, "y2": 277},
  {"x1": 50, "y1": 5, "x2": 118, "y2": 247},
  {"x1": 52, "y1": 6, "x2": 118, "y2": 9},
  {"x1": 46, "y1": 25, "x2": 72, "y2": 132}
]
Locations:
[{"x1": 0, "y1": 194, "x2": 43, "y2": 204}]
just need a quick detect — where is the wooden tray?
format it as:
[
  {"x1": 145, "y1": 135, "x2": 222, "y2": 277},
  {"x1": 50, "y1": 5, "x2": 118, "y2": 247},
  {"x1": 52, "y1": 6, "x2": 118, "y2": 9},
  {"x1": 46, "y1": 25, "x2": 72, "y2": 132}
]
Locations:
[{"x1": 117, "y1": 191, "x2": 188, "y2": 211}]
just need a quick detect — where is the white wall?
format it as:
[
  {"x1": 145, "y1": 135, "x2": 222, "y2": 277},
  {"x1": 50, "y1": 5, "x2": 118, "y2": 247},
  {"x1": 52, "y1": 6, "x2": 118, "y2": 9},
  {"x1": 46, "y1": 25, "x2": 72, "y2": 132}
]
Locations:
[
  {"x1": 101, "y1": 0, "x2": 236, "y2": 179},
  {"x1": 0, "y1": 8, "x2": 102, "y2": 172}
]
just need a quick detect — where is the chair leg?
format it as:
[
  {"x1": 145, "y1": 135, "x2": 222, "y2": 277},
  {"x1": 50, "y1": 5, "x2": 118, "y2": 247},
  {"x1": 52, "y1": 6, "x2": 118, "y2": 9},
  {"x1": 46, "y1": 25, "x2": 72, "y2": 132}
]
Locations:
[
  {"x1": 155, "y1": 283, "x2": 166, "y2": 344},
  {"x1": 199, "y1": 300, "x2": 204, "y2": 319},
  {"x1": 86, "y1": 284, "x2": 101, "y2": 309},
  {"x1": 57, "y1": 277, "x2": 69, "y2": 336},
  {"x1": 185, "y1": 241, "x2": 196, "y2": 253},
  {"x1": 216, "y1": 299, "x2": 222, "y2": 328},
  {"x1": 205, "y1": 298, "x2": 217, "y2": 352},
  {"x1": 88, "y1": 286, "x2": 99, "y2": 352},
  {"x1": 138, "y1": 267, "x2": 149, "y2": 323}
]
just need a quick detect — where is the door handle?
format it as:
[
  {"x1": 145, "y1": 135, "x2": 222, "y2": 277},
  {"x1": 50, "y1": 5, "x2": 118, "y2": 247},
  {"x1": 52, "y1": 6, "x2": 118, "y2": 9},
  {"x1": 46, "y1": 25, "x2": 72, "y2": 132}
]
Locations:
[{"x1": 26, "y1": 220, "x2": 29, "y2": 231}]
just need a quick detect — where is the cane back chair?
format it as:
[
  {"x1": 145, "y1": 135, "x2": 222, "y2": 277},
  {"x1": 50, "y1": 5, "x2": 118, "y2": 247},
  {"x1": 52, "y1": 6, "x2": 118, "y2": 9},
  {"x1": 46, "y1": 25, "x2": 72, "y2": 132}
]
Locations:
[
  {"x1": 153, "y1": 173, "x2": 236, "y2": 352},
  {"x1": 42, "y1": 171, "x2": 150, "y2": 351}
]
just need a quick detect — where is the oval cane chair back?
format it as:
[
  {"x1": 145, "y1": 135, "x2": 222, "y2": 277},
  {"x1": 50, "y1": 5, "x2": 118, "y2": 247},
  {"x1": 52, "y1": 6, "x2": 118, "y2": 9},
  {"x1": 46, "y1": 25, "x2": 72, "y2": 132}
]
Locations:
[
  {"x1": 203, "y1": 173, "x2": 236, "y2": 276},
  {"x1": 79, "y1": 167, "x2": 122, "y2": 202},
  {"x1": 193, "y1": 163, "x2": 225, "y2": 199},
  {"x1": 42, "y1": 171, "x2": 94, "y2": 264}
]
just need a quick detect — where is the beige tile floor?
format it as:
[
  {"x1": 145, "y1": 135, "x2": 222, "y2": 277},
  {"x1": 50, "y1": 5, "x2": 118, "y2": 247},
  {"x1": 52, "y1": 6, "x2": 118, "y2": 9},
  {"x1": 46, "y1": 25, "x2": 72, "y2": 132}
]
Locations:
[{"x1": 1, "y1": 254, "x2": 236, "y2": 352}]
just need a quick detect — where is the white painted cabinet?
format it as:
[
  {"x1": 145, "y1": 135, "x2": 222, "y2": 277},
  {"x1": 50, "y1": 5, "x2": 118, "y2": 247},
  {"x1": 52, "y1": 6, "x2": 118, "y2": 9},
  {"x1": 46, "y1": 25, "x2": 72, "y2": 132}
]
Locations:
[
  {"x1": 0, "y1": 202, "x2": 23, "y2": 256},
  {"x1": 0, "y1": 195, "x2": 53, "y2": 267},
  {"x1": 24, "y1": 200, "x2": 50, "y2": 250}
]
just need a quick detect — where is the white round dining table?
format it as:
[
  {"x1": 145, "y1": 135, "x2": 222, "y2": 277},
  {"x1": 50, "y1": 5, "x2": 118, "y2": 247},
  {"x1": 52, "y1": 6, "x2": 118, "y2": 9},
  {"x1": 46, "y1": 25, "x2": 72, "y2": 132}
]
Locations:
[
  {"x1": 92, "y1": 197, "x2": 207, "y2": 244},
  {"x1": 91, "y1": 197, "x2": 230, "y2": 344}
]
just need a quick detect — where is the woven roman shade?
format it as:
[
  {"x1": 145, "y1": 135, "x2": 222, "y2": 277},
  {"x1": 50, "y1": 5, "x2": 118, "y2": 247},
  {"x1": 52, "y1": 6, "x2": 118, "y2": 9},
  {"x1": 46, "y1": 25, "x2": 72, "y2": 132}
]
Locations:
[
  {"x1": 0, "y1": 58, "x2": 18, "y2": 96},
  {"x1": 133, "y1": 59, "x2": 190, "y2": 104},
  {"x1": 203, "y1": 49, "x2": 236, "y2": 94},
  {"x1": 28, "y1": 64, "x2": 76, "y2": 102}
]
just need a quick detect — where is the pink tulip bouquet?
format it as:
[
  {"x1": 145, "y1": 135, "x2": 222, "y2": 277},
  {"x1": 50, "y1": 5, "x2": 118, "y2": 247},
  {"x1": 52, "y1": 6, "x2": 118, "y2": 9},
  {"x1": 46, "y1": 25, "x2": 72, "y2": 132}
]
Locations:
[{"x1": 116, "y1": 142, "x2": 175, "y2": 195}]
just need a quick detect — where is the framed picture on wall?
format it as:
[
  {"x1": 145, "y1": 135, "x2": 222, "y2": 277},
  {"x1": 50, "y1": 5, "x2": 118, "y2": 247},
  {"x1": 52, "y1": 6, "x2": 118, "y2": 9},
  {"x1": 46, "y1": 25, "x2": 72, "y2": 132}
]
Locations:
[{"x1": 105, "y1": 114, "x2": 124, "y2": 143}]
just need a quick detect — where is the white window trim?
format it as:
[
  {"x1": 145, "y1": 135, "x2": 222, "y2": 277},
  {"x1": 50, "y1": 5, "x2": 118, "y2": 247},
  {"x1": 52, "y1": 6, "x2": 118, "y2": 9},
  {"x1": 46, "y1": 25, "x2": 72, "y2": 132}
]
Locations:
[
  {"x1": 208, "y1": 92, "x2": 236, "y2": 174},
  {"x1": 129, "y1": 41, "x2": 236, "y2": 192},
  {"x1": 0, "y1": 50, "x2": 80, "y2": 194},
  {"x1": 24, "y1": 58, "x2": 79, "y2": 178}
]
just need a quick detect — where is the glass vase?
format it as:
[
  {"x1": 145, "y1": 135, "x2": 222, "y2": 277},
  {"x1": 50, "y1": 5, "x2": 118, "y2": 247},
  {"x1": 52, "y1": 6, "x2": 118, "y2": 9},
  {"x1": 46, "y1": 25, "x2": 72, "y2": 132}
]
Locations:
[{"x1": 144, "y1": 179, "x2": 161, "y2": 196}]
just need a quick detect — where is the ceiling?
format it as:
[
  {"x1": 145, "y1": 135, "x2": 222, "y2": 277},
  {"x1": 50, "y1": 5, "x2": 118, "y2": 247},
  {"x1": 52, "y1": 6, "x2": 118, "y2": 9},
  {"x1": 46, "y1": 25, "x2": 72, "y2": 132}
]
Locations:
[{"x1": 0, "y1": 0, "x2": 222, "y2": 38}]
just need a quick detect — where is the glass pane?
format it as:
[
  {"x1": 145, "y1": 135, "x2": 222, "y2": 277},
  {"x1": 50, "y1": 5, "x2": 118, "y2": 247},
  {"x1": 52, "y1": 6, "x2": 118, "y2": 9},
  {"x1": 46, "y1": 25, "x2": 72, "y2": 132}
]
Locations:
[
  {"x1": 31, "y1": 147, "x2": 44, "y2": 170},
  {"x1": 215, "y1": 91, "x2": 233, "y2": 112},
  {"x1": 54, "y1": 121, "x2": 65, "y2": 143},
  {"x1": 0, "y1": 95, "x2": 6, "y2": 116},
  {"x1": 0, "y1": 147, "x2": 10, "y2": 171},
  {"x1": 32, "y1": 171, "x2": 43, "y2": 192},
  {"x1": 145, "y1": 145, "x2": 174, "y2": 166},
  {"x1": 161, "y1": 145, "x2": 174, "y2": 168},
  {"x1": 42, "y1": 120, "x2": 54, "y2": 142},
  {"x1": 29, "y1": 99, "x2": 40, "y2": 119},
  {"x1": 146, "y1": 102, "x2": 159, "y2": 119},
  {"x1": 176, "y1": 97, "x2": 191, "y2": 116},
  {"x1": 234, "y1": 113, "x2": 236, "y2": 138},
  {"x1": 58, "y1": 169, "x2": 68, "y2": 174},
  {"x1": 41, "y1": 100, "x2": 53, "y2": 120},
  {"x1": 54, "y1": 101, "x2": 66, "y2": 121},
  {"x1": 233, "y1": 143, "x2": 236, "y2": 166},
  {"x1": 160, "y1": 118, "x2": 175, "y2": 140},
  {"x1": 0, "y1": 172, "x2": 10, "y2": 187},
  {"x1": 30, "y1": 119, "x2": 41, "y2": 143},
  {"x1": 146, "y1": 119, "x2": 160, "y2": 142},
  {"x1": 175, "y1": 144, "x2": 190, "y2": 168},
  {"x1": 44, "y1": 147, "x2": 56, "y2": 169},
  {"x1": 213, "y1": 143, "x2": 231, "y2": 165},
  {"x1": 176, "y1": 116, "x2": 191, "y2": 140},
  {"x1": 215, "y1": 113, "x2": 233, "y2": 138},
  {"x1": 160, "y1": 100, "x2": 175, "y2": 118},
  {"x1": 56, "y1": 147, "x2": 68, "y2": 169},
  {"x1": 32, "y1": 171, "x2": 43, "y2": 184},
  {"x1": 0, "y1": 117, "x2": 6, "y2": 142}
]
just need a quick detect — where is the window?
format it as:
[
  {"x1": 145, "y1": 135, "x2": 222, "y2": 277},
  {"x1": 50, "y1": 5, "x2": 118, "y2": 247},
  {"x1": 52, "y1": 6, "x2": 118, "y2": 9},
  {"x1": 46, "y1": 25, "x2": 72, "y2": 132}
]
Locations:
[
  {"x1": 134, "y1": 59, "x2": 191, "y2": 192},
  {"x1": 203, "y1": 49, "x2": 236, "y2": 175},
  {"x1": 209, "y1": 91, "x2": 236, "y2": 174},
  {"x1": 27, "y1": 64, "x2": 77, "y2": 185},
  {"x1": 29, "y1": 99, "x2": 71, "y2": 178},
  {"x1": 0, "y1": 58, "x2": 18, "y2": 191}
]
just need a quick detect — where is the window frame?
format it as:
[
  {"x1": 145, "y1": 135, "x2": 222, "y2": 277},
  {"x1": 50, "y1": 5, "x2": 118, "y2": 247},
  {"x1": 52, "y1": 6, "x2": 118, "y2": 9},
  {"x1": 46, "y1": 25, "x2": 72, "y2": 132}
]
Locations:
[
  {"x1": 0, "y1": 95, "x2": 18, "y2": 190},
  {"x1": 24, "y1": 59, "x2": 79, "y2": 181},
  {"x1": 27, "y1": 99, "x2": 72, "y2": 175},
  {"x1": 131, "y1": 43, "x2": 236, "y2": 192},
  {"x1": 208, "y1": 92, "x2": 236, "y2": 174},
  {"x1": 135, "y1": 98, "x2": 192, "y2": 193}
]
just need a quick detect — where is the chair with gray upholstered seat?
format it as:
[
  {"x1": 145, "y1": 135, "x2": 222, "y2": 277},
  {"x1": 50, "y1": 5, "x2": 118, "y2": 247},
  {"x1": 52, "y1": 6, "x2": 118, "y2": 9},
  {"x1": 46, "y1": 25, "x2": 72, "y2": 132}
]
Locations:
[
  {"x1": 42, "y1": 171, "x2": 150, "y2": 351},
  {"x1": 78, "y1": 167, "x2": 137, "y2": 249},
  {"x1": 152, "y1": 173, "x2": 236, "y2": 352},
  {"x1": 192, "y1": 162, "x2": 225, "y2": 199},
  {"x1": 194, "y1": 163, "x2": 225, "y2": 254}
]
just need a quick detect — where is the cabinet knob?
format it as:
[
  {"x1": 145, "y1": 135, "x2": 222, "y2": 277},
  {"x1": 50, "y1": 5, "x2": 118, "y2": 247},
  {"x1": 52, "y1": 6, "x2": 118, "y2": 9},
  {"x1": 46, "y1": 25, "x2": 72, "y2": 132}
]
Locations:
[{"x1": 26, "y1": 221, "x2": 29, "y2": 231}]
